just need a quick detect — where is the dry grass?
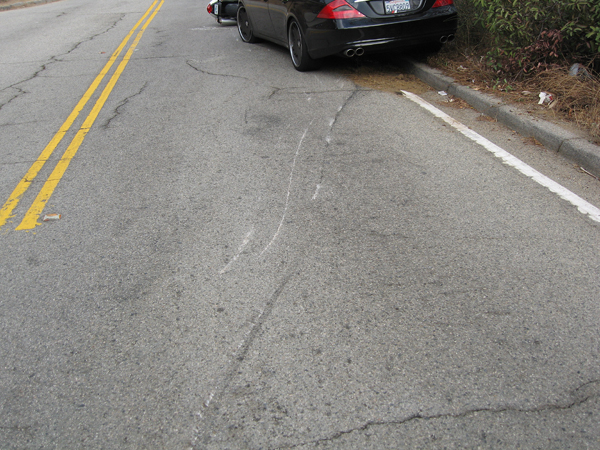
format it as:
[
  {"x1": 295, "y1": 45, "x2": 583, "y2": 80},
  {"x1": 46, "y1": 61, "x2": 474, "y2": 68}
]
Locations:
[{"x1": 532, "y1": 68, "x2": 600, "y2": 139}]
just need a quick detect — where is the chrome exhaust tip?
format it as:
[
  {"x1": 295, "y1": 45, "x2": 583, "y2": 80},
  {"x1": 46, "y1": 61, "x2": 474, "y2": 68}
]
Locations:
[
  {"x1": 439, "y1": 35, "x2": 448, "y2": 44},
  {"x1": 344, "y1": 49, "x2": 356, "y2": 57},
  {"x1": 355, "y1": 47, "x2": 364, "y2": 56},
  {"x1": 447, "y1": 34, "x2": 455, "y2": 42}
]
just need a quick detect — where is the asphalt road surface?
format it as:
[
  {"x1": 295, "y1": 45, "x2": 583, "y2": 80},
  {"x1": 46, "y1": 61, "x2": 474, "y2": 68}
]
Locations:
[{"x1": 1, "y1": 0, "x2": 600, "y2": 448}]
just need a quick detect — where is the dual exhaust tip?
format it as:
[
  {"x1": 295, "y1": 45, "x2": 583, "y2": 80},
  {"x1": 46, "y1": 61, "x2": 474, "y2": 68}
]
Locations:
[
  {"x1": 439, "y1": 34, "x2": 455, "y2": 44},
  {"x1": 343, "y1": 35, "x2": 454, "y2": 57},
  {"x1": 343, "y1": 47, "x2": 365, "y2": 58}
]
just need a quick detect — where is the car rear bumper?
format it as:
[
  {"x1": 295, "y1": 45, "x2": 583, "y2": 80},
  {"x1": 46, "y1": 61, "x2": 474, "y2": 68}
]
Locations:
[{"x1": 305, "y1": 8, "x2": 457, "y2": 59}]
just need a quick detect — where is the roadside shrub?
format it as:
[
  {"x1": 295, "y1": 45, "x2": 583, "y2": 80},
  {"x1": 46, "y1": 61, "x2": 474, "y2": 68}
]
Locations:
[
  {"x1": 451, "y1": 0, "x2": 488, "y2": 50},
  {"x1": 433, "y1": 0, "x2": 600, "y2": 143},
  {"x1": 456, "y1": 0, "x2": 600, "y2": 76}
]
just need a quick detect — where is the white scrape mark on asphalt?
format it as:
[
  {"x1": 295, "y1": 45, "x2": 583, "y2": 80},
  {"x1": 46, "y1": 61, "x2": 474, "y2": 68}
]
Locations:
[
  {"x1": 220, "y1": 229, "x2": 254, "y2": 274},
  {"x1": 312, "y1": 184, "x2": 321, "y2": 200},
  {"x1": 401, "y1": 90, "x2": 600, "y2": 224},
  {"x1": 260, "y1": 125, "x2": 311, "y2": 256},
  {"x1": 204, "y1": 392, "x2": 214, "y2": 408}
]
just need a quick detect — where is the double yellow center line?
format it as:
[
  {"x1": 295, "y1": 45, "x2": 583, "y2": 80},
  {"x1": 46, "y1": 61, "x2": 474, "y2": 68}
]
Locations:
[{"x1": 0, "y1": 0, "x2": 164, "y2": 232}]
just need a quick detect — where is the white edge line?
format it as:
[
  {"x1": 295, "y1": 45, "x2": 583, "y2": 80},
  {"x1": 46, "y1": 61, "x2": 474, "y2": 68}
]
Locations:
[{"x1": 401, "y1": 90, "x2": 600, "y2": 224}]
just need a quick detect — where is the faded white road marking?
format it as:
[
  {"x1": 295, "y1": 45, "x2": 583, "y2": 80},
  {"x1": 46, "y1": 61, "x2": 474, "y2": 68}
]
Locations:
[{"x1": 402, "y1": 90, "x2": 600, "y2": 224}]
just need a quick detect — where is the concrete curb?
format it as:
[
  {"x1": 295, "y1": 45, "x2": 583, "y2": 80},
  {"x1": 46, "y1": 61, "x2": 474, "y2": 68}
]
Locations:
[
  {"x1": 402, "y1": 59, "x2": 600, "y2": 178},
  {"x1": 0, "y1": 0, "x2": 60, "y2": 11}
]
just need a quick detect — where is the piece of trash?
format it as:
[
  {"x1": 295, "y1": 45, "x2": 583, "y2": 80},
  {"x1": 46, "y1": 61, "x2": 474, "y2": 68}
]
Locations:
[
  {"x1": 43, "y1": 214, "x2": 61, "y2": 221},
  {"x1": 569, "y1": 63, "x2": 591, "y2": 78},
  {"x1": 579, "y1": 166, "x2": 600, "y2": 181},
  {"x1": 538, "y1": 92, "x2": 554, "y2": 105},
  {"x1": 522, "y1": 91, "x2": 532, "y2": 95},
  {"x1": 438, "y1": 91, "x2": 448, "y2": 96}
]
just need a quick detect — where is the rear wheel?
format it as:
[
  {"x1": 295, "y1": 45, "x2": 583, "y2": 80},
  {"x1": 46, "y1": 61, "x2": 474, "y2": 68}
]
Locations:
[
  {"x1": 288, "y1": 20, "x2": 319, "y2": 71},
  {"x1": 237, "y1": 5, "x2": 258, "y2": 43}
]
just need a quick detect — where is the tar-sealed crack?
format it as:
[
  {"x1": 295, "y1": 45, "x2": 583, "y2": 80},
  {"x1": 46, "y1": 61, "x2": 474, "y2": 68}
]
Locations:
[
  {"x1": 328, "y1": 89, "x2": 358, "y2": 138},
  {"x1": 186, "y1": 59, "x2": 251, "y2": 81},
  {"x1": 103, "y1": 81, "x2": 148, "y2": 129},
  {"x1": 0, "y1": 87, "x2": 26, "y2": 113},
  {"x1": 311, "y1": 88, "x2": 359, "y2": 191},
  {"x1": 192, "y1": 269, "x2": 298, "y2": 449},
  {"x1": 55, "y1": 13, "x2": 126, "y2": 61},
  {"x1": 274, "y1": 379, "x2": 600, "y2": 449},
  {"x1": 0, "y1": 13, "x2": 126, "y2": 102}
]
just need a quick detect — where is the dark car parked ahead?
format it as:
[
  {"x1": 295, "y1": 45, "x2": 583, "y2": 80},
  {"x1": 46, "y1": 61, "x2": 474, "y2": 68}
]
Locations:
[{"x1": 208, "y1": 0, "x2": 457, "y2": 71}]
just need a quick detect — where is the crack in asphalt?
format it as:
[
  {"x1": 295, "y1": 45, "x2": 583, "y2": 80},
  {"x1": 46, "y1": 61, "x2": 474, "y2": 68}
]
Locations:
[
  {"x1": 0, "y1": 13, "x2": 126, "y2": 104},
  {"x1": 327, "y1": 89, "x2": 358, "y2": 140},
  {"x1": 185, "y1": 59, "x2": 251, "y2": 81},
  {"x1": 267, "y1": 87, "x2": 283, "y2": 100},
  {"x1": 103, "y1": 81, "x2": 148, "y2": 129},
  {"x1": 0, "y1": 159, "x2": 46, "y2": 166},
  {"x1": 54, "y1": 13, "x2": 126, "y2": 61},
  {"x1": 311, "y1": 88, "x2": 359, "y2": 194},
  {"x1": 275, "y1": 379, "x2": 600, "y2": 449},
  {"x1": 192, "y1": 270, "x2": 299, "y2": 449},
  {"x1": 243, "y1": 86, "x2": 359, "y2": 129},
  {"x1": 0, "y1": 87, "x2": 26, "y2": 113}
]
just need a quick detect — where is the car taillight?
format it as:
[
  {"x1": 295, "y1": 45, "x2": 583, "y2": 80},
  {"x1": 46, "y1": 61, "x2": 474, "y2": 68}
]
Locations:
[
  {"x1": 317, "y1": 0, "x2": 365, "y2": 19},
  {"x1": 432, "y1": 0, "x2": 453, "y2": 7},
  {"x1": 207, "y1": 3, "x2": 214, "y2": 14}
]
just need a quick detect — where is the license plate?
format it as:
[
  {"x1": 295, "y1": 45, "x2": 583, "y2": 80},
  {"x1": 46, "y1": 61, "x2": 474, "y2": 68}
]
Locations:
[
  {"x1": 214, "y1": 3, "x2": 220, "y2": 14},
  {"x1": 384, "y1": 0, "x2": 411, "y2": 14}
]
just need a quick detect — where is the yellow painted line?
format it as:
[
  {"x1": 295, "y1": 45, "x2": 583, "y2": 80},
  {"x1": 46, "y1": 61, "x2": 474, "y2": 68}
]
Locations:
[
  {"x1": 0, "y1": 0, "x2": 160, "y2": 231},
  {"x1": 16, "y1": 0, "x2": 165, "y2": 230}
]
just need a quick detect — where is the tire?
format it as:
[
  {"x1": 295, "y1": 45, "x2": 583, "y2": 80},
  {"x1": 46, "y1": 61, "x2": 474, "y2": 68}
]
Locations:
[
  {"x1": 288, "y1": 20, "x2": 320, "y2": 71},
  {"x1": 237, "y1": 5, "x2": 258, "y2": 43}
]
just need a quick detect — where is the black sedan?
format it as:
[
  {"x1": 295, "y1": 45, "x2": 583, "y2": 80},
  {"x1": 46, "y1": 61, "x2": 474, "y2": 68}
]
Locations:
[{"x1": 208, "y1": 0, "x2": 457, "y2": 71}]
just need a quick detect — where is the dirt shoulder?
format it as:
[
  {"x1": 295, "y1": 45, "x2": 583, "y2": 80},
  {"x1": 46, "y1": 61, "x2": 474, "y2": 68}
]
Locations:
[{"x1": 0, "y1": 0, "x2": 62, "y2": 11}]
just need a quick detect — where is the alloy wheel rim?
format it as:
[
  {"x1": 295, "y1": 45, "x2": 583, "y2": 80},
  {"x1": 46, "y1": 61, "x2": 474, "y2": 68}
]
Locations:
[
  {"x1": 239, "y1": 9, "x2": 251, "y2": 41},
  {"x1": 289, "y1": 24, "x2": 301, "y2": 66}
]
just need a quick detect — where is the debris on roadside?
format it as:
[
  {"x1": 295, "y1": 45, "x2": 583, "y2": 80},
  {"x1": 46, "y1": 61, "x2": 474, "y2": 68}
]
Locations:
[
  {"x1": 569, "y1": 63, "x2": 591, "y2": 79},
  {"x1": 437, "y1": 90, "x2": 455, "y2": 103},
  {"x1": 42, "y1": 214, "x2": 61, "y2": 222},
  {"x1": 538, "y1": 91, "x2": 558, "y2": 108},
  {"x1": 538, "y1": 91, "x2": 553, "y2": 104},
  {"x1": 578, "y1": 166, "x2": 600, "y2": 181},
  {"x1": 523, "y1": 136, "x2": 543, "y2": 146}
]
